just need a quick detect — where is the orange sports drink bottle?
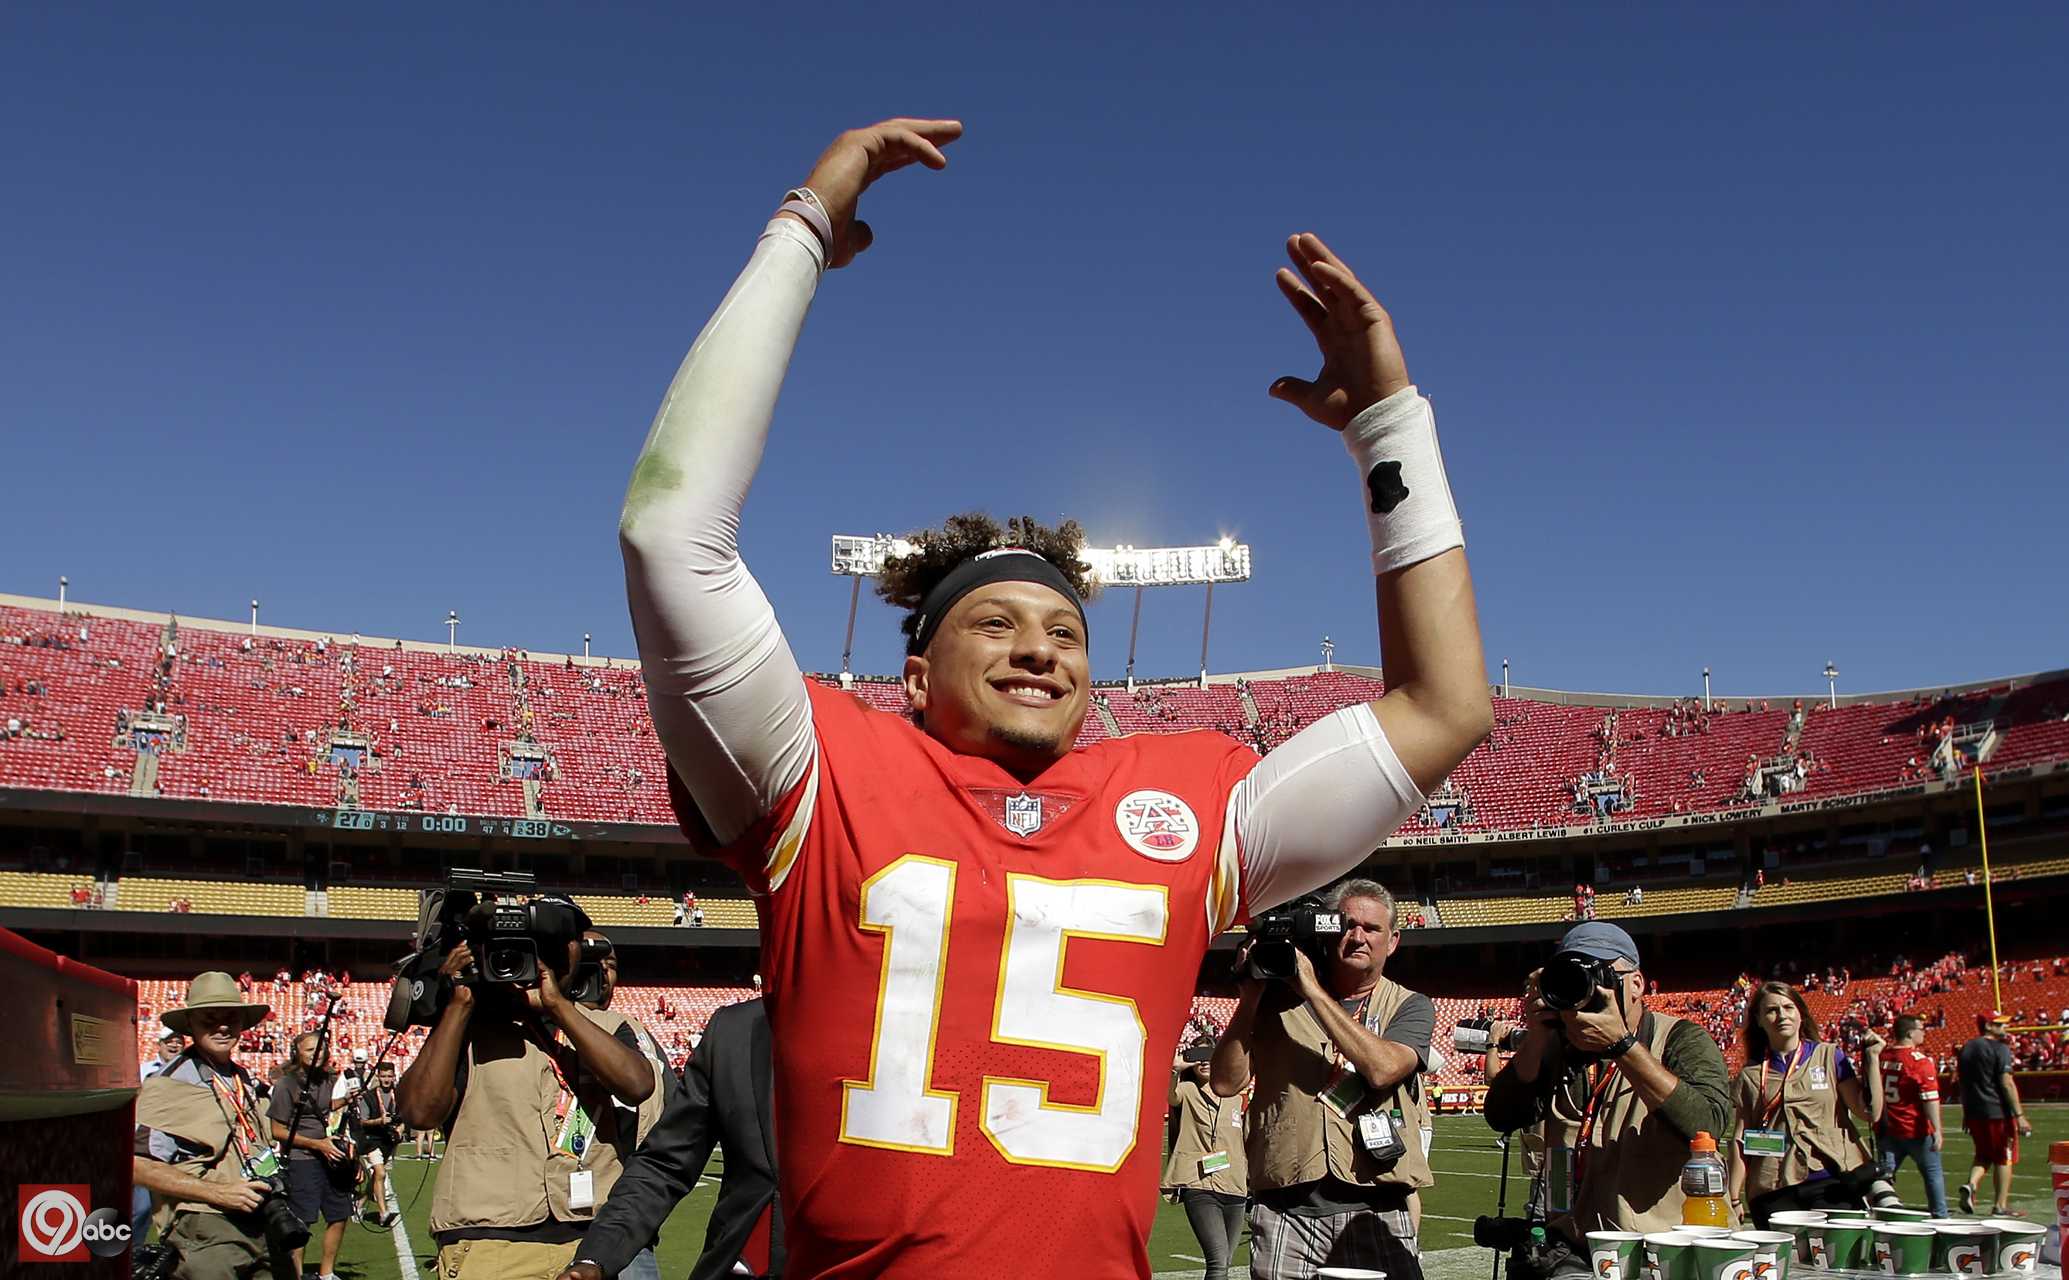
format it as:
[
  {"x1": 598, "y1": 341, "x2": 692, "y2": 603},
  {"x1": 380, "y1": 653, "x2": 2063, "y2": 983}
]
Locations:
[{"x1": 1681, "y1": 1132, "x2": 1731, "y2": 1227}]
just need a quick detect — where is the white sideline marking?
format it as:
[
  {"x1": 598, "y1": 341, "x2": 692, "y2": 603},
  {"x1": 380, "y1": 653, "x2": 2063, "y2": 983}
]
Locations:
[{"x1": 387, "y1": 1170, "x2": 421, "y2": 1280}]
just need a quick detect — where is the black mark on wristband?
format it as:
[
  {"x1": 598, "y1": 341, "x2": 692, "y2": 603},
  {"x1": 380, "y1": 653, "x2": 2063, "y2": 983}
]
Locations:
[{"x1": 1367, "y1": 462, "x2": 1410, "y2": 515}]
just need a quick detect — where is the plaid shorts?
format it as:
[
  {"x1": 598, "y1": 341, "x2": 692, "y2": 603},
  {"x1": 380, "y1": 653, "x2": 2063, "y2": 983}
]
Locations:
[{"x1": 1248, "y1": 1195, "x2": 1422, "y2": 1280}]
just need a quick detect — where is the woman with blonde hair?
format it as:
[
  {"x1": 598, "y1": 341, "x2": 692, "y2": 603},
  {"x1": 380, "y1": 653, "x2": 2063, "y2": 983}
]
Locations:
[{"x1": 1726, "y1": 980, "x2": 1882, "y2": 1210}]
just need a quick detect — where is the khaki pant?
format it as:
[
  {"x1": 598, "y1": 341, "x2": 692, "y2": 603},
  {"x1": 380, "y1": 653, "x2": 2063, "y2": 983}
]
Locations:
[
  {"x1": 433, "y1": 1237, "x2": 581, "y2": 1280},
  {"x1": 165, "y1": 1210, "x2": 275, "y2": 1280}
]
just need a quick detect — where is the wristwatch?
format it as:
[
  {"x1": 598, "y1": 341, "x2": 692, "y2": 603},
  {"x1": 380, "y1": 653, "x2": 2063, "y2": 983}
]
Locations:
[{"x1": 1605, "y1": 1032, "x2": 1639, "y2": 1058}]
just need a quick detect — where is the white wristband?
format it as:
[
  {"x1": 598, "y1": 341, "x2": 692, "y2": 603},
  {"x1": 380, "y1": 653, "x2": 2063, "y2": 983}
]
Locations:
[
  {"x1": 1342, "y1": 385, "x2": 1463, "y2": 575},
  {"x1": 780, "y1": 187, "x2": 834, "y2": 254}
]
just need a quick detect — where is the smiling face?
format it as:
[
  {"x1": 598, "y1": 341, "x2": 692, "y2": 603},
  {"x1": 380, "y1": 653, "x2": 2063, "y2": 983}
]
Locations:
[
  {"x1": 902, "y1": 581, "x2": 1090, "y2": 778},
  {"x1": 1329, "y1": 894, "x2": 1401, "y2": 994}
]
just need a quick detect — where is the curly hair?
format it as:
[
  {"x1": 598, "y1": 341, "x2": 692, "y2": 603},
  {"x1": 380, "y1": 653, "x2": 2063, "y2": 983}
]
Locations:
[{"x1": 874, "y1": 513, "x2": 1100, "y2": 651}]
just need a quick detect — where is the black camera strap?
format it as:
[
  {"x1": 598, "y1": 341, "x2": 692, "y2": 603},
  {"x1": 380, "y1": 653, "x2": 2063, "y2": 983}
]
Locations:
[{"x1": 275, "y1": 981, "x2": 346, "y2": 1167}]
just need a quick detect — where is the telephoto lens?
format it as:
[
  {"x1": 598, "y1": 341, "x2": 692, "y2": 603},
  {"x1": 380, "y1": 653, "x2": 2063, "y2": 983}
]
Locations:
[{"x1": 1538, "y1": 953, "x2": 1611, "y2": 1011}]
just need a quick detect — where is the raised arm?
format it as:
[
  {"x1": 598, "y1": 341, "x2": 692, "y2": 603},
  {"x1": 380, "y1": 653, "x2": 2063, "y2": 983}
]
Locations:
[
  {"x1": 1226, "y1": 235, "x2": 1492, "y2": 915},
  {"x1": 619, "y1": 119, "x2": 961, "y2": 845}
]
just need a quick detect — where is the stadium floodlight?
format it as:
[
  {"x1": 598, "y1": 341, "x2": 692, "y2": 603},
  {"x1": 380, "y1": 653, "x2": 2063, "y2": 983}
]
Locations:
[
  {"x1": 58, "y1": 576, "x2": 68, "y2": 610},
  {"x1": 1824, "y1": 661, "x2": 1839, "y2": 709},
  {"x1": 1702, "y1": 666, "x2": 1712, "y2": 712},
  {"x1": 446, "y1": 610, "x2": 461, "y2": 654},
  {"x1": 250, "y1": 599, "x2": 260, "y2": 635},
  {"x1": 830, "y1": 533, "x2": 1253, "y2": 688},
  {"x1": 584, "y1": 632, "x2": 592, "y2": 659},
  {"x1": 1321, "y1": 636, "x2": 1336, "y2": 673}
]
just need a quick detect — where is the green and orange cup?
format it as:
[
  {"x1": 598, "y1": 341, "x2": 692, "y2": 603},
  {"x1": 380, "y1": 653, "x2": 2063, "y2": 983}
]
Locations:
[
  {"x1": 1923, "y1": 1220, "x2": 1998, "y2": 1276},
  {"x1": 1868, "y1": 1222, "x2": 1935, "y2": 1275},
  {"x1": 1762, "y1": 1212, "x2": 1826, "y2": 1265},
  {"x1": 1810, "y1": 1218, "x2": 1877, "y2": 1271}
]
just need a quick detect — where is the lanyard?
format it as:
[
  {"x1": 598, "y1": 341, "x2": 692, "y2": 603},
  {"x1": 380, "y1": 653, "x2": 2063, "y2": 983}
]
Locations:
[
  {"x1": 537, "y1": 1022, "x2": 597, "y2": 1168},
  {"x1": 1756, "y1": 1043, "x2": 1809, "y2": 1129},
  {"x1": 1571, "y1": 1060, "x2": 1622, "y2": 1191}
]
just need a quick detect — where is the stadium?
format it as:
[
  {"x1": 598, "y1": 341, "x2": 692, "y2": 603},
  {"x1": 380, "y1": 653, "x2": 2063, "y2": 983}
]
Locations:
[{"x1": 4, "y1": 587, "x2": 2064, "y2": 1278}]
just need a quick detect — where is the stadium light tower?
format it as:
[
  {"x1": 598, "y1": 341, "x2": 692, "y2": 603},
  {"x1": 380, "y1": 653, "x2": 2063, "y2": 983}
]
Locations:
[
  {"x1": 58, "y1": 576, "x2": 68, "y2": 610},
  {"x1": 584, "y1": 632, "x2": 592, "y2": 659},
  {"x1": 1320, "y1": 635, "x2": 1335, "y2": 673},
  {"x1": 445, "y1": 610, "x2": 460, "y2": 654},
  {"x1": 250, "y1": 599, "x2": 259, "y2": 635},
  {"x1": 1702, "y1": 666, "x2": 1712, "y2": 713},
  {"x1": 1824, "y1": 661, "x2": 1839, "y2": 709},
  {"x1": 830, "y1": 532, "x2": 1253, "y2": 690},
  {"x1": 1501, "y1": 657, "x2": 1510, "y2": 697}
]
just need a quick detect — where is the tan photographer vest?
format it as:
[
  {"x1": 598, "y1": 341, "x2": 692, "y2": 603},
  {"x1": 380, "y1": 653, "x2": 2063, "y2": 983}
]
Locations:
[
  {"x1": 1246, "y1": 976, "x2": 1435, "y2": 1194},
  {"x1": 1543, "y1": 1011, "x2": 1686, "y2": 1236},
  {"x1": 135, "y1": 1062, "x2": 270, "y2": 1221},
  {"x1": 429, "y1": 1006, "x2": 663, "y2": 1235},
  {"x1": 1733, "y1": 1039, "x2": 1871, "y2": 1198},
  {"x1": 1164, "y1": 1077, "x2": 1250, "y2": 1197}
]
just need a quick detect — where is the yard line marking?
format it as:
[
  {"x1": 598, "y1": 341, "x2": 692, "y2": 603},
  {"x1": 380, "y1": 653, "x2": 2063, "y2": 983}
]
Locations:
[{"x1": 386, "y1": 1167, "x2": 421, "y2": 1280}]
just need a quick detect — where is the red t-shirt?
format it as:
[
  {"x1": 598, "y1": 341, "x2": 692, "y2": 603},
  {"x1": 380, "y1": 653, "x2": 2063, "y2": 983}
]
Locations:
[
  {"x1": 1877, "y1": 1045, "x2": 1941, "y2": 1139},
  {"x1": 671, "y1": 683, "x2": 1255, "y2": 1278}
]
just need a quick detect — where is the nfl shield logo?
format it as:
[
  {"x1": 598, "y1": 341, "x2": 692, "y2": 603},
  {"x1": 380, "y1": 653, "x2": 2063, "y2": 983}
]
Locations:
[{"x1": 1004, "y1": 792, "x2": 1044, "y2": 837}]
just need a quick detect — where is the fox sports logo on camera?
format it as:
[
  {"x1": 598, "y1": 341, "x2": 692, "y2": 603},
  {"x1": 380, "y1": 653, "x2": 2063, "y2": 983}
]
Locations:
[{"x1": 17, "y1": 1185, "x2": 132, "y2": 1262}]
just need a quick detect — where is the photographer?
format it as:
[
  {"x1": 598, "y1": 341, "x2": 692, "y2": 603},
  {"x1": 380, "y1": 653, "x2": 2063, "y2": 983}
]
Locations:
[
  {"x1": 1165, "y1": 1053, "x2": 1250, "y2": 1280},
  {"x1": 269, "y1": 1031, "x2": 359, "y2": 1280},
  {"x1": 1725, "y1": 981, "x2": 1877, "y2": 1213},
  {"x1": 132, "y1": 972, "x2": 288, "y2": 1279},
  {"x1": 1212, "y1": 879, "x2": 1434, "y2": 1280},
  {"x1": 357, "y1": 1060, "x2": 402, "y2": 1227},
  {"x1": 397, "y1": 914, "x2": 666, "y2": 1280},
  {"x1": 1483, "y1": 923, "x2": 1732, "y2": 1243}
]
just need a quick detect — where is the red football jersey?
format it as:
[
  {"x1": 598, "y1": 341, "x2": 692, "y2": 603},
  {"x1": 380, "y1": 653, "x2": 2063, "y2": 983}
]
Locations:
[
  {"x1": 1876, "y1": 1044, "x2": 1941, "y2": 1139},
  {"x1": 675, "y1": 683, "x2": 1256, "y2": 1278}
]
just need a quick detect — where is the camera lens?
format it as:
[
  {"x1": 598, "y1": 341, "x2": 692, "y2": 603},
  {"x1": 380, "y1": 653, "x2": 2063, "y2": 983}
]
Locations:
[{"x1": 1539, "y1": 954, "x2": 1601, "y2": 1011}]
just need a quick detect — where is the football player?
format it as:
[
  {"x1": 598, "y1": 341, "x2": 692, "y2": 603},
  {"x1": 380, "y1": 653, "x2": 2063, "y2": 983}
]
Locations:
[{"x1": 616, "y1": 118, "x2": 1490, "y2": 1278}]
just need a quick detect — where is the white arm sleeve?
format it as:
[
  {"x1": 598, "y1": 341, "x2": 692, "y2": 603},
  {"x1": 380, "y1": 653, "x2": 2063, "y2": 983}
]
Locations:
[
  {"x1": 1215, "y1": 703, "x2": 1424, "y2": 926},
  {"x1": 619, "y1": 218, "x2": 825, "y2": 846}
]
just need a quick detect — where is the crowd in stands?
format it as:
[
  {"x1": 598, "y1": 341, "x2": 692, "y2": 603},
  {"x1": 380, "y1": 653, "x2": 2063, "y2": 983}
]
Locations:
[{"x1": 7, "y1": 602, "x2": 2069, "y2": 838}]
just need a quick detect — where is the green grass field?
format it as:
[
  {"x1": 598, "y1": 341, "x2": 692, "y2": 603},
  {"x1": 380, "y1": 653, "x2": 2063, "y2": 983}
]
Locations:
[{"x1": 306, "y1": 1106, "x2": 2064, "y2": 1280}]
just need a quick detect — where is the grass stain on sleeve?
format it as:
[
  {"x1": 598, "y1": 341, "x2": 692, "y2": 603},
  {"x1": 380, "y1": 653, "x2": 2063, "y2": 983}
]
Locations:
[{"x1": 621, "y1": 451, "x2": 686, "y2": 534}]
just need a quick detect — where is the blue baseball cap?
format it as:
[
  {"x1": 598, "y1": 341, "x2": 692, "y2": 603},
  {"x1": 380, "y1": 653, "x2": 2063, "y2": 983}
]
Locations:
[{"x1": 1554, "y1": 921, "x2": 1640, "y2": 968}]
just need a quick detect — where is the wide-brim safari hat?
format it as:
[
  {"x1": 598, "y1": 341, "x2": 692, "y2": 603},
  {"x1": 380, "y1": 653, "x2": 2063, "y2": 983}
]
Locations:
[{"x1": 161, "y1": 971, "x2": 270, "y2": 1036}]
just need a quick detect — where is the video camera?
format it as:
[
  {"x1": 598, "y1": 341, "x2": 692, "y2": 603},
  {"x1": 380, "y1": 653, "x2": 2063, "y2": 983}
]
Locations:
[
  {"x1": 1243, "y1": 895, "x2": 1344, "y2": 981},
  {"x1": 1454, "y1": 1017, "x2": 1527, "y2": 1056},
  {"x1": 384, "y1": 868, "x2": 608, "y2": 1031}
]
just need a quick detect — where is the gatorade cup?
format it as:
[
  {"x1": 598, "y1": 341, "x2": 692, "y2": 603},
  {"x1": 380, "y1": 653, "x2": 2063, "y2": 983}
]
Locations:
[
  {"x1": 1589, "y1": 1231, "x2": 1647, "y2": 1280},
  {"x1": 1980, "y1": 1219, "x2": 2045, "y2": 1277},
  {"x1": 1813, "y1": 1218, "x2": 1877, "y2": 1271},
  {"x1": 1730, "y1": 1230, "x2": 1793, "y2": 1280},
  {"x1": 1923, "y1": 1220, "x2": 1997, "y2": 1276},
  {"x1": 1692, "y1": 1236, "x2": 1758, "y2": 1280},
  {"x1": 1645, "y1": 1232, "x2": 1697, "y2": 1280},
  {"x1": 1869, "y1": 1223, "x2": 1934, "y2": 1275},
  {"x1": 1764, "y1": 1212, "x2": 1827, "y2": 1265}
]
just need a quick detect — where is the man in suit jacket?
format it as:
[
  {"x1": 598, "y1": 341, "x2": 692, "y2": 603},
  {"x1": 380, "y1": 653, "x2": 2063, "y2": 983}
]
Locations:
[{"x1": 559, "y1": 998, "x2": 783, "y2": 1280}]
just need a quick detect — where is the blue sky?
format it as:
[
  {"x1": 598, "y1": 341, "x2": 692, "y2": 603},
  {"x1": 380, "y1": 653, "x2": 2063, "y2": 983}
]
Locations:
[{"x1": 4, "y1": 5, "x2": 2064, "y2": 698}]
